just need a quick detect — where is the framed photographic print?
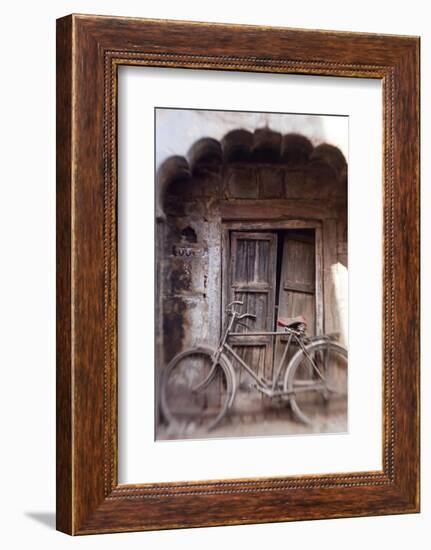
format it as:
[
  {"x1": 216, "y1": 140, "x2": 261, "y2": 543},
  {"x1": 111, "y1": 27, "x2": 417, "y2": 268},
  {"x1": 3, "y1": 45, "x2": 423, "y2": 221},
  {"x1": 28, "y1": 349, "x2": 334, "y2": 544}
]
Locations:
[{"x1": 56, "y1": 14, "x2": 420, "y2": 534}]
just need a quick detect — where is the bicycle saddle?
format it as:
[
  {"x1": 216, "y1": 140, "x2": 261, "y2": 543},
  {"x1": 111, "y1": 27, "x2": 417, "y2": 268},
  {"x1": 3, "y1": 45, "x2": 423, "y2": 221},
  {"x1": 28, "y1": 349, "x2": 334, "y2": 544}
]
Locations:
[{"x1": 277, "y1": 315, "x2": 307, "y2": 329}]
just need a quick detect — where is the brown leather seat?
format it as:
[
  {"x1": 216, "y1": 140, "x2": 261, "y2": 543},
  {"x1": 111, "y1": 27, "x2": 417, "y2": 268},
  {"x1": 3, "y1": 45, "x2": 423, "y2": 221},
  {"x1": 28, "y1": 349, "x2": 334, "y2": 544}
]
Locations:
[{"x1": 277, "y1": 315, "x2": 307, "y2": 329}]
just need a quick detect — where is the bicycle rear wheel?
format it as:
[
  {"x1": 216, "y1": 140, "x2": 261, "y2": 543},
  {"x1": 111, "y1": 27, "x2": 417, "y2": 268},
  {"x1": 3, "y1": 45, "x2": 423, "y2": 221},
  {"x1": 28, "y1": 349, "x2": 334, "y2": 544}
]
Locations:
[
  {"x1": 284, "y1": 340, "x2": 347, "y2": 427},
  {"x1": 159, "y1": 347, "x2": 234, "y2": 437}
]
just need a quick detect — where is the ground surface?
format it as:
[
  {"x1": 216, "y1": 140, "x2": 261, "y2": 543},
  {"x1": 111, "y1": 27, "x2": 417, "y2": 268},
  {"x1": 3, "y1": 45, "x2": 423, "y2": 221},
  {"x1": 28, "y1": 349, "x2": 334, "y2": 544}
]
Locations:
[{"x1": 156, "y1": 391, "x2": 347, "y2": 441}]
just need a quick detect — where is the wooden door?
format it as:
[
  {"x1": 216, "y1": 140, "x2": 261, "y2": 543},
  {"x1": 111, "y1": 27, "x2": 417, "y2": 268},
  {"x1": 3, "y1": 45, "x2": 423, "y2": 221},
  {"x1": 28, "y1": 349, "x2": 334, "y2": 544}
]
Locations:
[
  {"x1": 228, "y1": 232, "x2": 277, "y2": 387},
  {"x1": 274, "y1": 230, "x2": 316, "y2": 372},
  {"x1": 277, "y1": 230, "x2": 316, "y2": 335}
]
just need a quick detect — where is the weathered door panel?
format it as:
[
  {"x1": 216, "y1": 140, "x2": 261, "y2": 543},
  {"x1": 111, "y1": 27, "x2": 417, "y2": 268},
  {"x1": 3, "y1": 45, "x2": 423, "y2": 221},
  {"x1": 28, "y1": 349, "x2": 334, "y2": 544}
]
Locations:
[
  {"x1": 278, "y1": 232, "x2": 316, "y2": 335},
  {"x1": 275, "y1": 230, "x2": 316, "y2": 377},
  {"x1": 229, "y1": 232, "x2": 277, "y2": 384},
  {"x1": 277, "y1": 231, "x2": 316, "y2": 334}
]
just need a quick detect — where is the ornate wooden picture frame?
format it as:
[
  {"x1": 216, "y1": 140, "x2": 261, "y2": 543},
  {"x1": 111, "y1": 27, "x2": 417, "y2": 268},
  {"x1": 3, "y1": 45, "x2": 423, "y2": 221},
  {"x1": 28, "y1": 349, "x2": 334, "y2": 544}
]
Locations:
[{"x1": 56, "y1": 14, "x2": 420, "y2": 534}]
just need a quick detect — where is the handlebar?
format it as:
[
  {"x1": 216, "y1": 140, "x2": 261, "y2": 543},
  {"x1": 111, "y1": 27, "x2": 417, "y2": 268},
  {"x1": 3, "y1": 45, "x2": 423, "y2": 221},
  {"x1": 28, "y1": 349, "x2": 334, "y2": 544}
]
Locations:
[
  {"x1": 225, "y1": 301, "x2": 256, "y2": 322},
  {"x1": 226, "y1": 300, "x2": 243, "y2": 308},
  {"x1": 237, "y1": 313, "x2": 257, "y2": 320}
]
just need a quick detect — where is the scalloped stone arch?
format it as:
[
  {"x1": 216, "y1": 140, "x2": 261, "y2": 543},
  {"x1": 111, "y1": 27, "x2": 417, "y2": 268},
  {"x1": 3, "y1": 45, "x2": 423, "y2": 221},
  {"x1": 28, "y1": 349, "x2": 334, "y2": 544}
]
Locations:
[{"x1": 156, "y1": 128, "x2": 347, "y2": 217}]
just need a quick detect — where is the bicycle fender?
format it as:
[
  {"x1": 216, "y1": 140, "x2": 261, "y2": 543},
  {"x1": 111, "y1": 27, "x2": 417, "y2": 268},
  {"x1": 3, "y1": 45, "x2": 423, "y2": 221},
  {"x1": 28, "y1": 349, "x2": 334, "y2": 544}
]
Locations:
[
  {"x1": 217, "y1": 353, "x2": 237, "y2": 409},
  {"x1": 165, "y1": 345, "x2": 217, "y2": 365},
  {"x1": 166, "y1": 346, "x2": 237, "y2": 410},
  {"x1": 285, "y1": 339, "x2": 348, "y2": 382}
]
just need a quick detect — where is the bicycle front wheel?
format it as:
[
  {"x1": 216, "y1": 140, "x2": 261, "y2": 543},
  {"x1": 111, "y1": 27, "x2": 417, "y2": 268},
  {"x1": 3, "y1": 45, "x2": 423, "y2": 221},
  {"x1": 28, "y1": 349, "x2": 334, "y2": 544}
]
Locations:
[
  {"x1": 159, "y1": 347, "x2": 234, "y2": 436},
  {"x1": 284, "y1": 340, "x2": 347, "y2": 427}
]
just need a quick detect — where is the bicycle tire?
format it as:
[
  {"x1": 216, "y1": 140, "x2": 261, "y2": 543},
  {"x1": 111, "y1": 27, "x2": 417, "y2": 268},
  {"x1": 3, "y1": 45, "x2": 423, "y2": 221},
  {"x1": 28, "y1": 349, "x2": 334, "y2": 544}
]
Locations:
[
  {"x1": 159, "y1": 347, "x2": 234, "y2": 436},
  {"x1": 284, "y1": 340, "x2": 348, "y2": 427}
]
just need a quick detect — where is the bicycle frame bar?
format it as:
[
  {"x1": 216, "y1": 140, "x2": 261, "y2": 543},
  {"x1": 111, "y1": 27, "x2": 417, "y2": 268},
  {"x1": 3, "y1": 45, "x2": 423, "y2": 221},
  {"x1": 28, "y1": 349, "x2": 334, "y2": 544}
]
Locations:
[
  {"x1": 223, "y1": 343, "x2": 263, "y2": 386},
  {"x1": 216, "y1": 310, "x2": 315, "y2": 392},
  {"x1": 222, "y1": 335, "x2": 303, "y2": 391},
  {"x1": 229, "y1": 331, "x2": 297, "y2": 336}
]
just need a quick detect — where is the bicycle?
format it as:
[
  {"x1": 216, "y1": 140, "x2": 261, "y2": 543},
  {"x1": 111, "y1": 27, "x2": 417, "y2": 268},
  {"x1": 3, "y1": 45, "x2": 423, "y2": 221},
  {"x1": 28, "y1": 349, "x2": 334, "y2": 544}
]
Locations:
[{"x1": 159, "y1": 300, "x2": 347, "y2": 434}]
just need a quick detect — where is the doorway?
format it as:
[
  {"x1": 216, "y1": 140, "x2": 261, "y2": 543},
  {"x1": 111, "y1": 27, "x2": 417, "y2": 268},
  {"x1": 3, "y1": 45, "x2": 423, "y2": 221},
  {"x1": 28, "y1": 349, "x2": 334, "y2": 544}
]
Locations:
[{"x1": 223, "y1": 223, "x2": 322, "y2": 384}]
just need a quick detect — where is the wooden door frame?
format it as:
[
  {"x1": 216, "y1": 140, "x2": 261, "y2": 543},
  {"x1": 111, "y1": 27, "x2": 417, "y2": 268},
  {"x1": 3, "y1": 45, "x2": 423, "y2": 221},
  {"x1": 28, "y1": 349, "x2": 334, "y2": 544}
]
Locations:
[{"x1": 221, "y1": 219, "x2": 324, "y2": 336}]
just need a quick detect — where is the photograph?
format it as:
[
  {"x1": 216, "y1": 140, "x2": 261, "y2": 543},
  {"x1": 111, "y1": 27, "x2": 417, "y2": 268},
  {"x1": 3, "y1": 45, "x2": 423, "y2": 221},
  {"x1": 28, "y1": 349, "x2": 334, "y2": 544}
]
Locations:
[{"x1": 155, "y1": 107, "x2": 349, "y2": 440}]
